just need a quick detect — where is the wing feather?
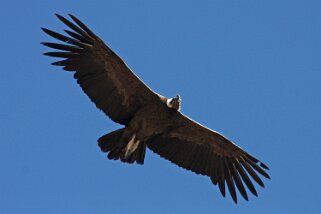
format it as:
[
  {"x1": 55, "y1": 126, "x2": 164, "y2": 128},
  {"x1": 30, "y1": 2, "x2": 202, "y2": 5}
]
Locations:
[
  {"x1": 234, "y1": 158, "x2": 258, "y2": 196},
  {"x1": 229, "y1": 158, "x2": 248, "y2": 201},
  {"x1": 240, "y1": 157, "x2": 265, "y2": 187},
  {"x1": 217, "y1": 157, "x2": 226, "y2": 197},
  {"x1": 224, "y1": 157, "x2": 237, "y2": 203},
  {"x1": 55, "y1": 13, "x2": 94, "y2": 43},
  {"x1": 42, "y1": 27, "x2": 90, "y2": 47},
  {"x1": 209, "y1": 154, "x2": 219, "y2": 185},
  {"x1": 64, "y1": 30, "x2": 89, "y2": 43},
  {"x1": 42, "y1": 42, "x2": 82, "y2": 52}
]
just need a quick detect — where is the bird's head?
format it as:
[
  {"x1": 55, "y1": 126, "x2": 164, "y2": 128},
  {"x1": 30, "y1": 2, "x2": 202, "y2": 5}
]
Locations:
[{"x1": 167, "y1": 95, "x2": 181, "y2": 111}]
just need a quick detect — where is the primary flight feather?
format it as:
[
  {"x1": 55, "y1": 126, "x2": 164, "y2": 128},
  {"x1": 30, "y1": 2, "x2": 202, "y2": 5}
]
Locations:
[{"x1": 42, "y1": 14, "x2": 270, "y2": 203}]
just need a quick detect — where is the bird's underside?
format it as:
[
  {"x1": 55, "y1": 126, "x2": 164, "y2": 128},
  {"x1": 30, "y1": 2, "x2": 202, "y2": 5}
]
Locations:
[{"x1": 42, "y1": 14, "x2": 270, "y2": 203}]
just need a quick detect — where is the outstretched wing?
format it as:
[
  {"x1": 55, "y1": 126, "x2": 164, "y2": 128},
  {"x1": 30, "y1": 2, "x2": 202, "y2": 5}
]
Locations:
[
  {"x1": 42, "y1": 14, "x2": 159, "y2": 125},
  {"x1": 147, "y1": 112, "x2": 270, "y2": 203}
]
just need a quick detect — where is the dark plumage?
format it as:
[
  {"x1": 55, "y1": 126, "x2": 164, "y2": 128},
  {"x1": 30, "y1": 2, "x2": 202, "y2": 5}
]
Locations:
[{"x1": 42, "y1": 14, "x2": 270, "y2": 203}]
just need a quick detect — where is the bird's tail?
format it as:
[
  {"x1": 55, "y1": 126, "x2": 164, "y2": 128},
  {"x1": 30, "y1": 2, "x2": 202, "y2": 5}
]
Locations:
[{"x1": 98, "y1": 128, "x2": 146, "y2": 164}]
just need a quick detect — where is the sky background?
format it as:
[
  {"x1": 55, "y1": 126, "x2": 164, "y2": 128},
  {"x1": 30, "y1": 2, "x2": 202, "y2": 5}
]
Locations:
[{"x1": 1, "y1": 0, "x2": 321, "y2": 213}]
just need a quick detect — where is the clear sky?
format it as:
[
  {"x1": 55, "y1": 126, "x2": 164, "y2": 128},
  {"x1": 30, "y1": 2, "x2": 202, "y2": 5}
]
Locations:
[{"x1": 1, "y1": 0, "x2": 321, "y2": 213}]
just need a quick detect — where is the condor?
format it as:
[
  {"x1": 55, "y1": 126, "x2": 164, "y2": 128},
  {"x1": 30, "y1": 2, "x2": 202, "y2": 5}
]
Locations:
[{"x1": 42, "y1": 14, "x2": 270, "y2": 203}]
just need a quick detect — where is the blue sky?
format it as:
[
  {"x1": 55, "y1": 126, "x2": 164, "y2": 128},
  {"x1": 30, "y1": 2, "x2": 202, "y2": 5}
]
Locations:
[{"x1": 1, "y1": 0, "x2": 321, "y2": 213}]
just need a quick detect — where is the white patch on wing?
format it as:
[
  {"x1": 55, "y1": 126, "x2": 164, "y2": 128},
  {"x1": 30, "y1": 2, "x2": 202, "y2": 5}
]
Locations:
[{"x1": 124, "y1": 134, "x2": 140, "y2": 158}]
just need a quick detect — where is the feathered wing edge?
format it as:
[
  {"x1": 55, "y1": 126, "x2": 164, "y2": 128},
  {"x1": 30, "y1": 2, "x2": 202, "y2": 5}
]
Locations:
[
  {"x1": 146, "y1": 115, "x2": 270, "y2": 203},
  {"x1": 42, "y1": 14, "x2": 96, "y2": 69},
  {"x1": 41, "y1": 14, "x2": 160, "y2": 125}
]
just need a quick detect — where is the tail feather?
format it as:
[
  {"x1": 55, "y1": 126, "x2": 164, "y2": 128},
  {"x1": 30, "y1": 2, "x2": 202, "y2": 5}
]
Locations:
[
  {"x1": 98, "y1": 128, "x2": 146, "y2": 164},
  {"x1": 98, "y1": 129, "x2": 123, "y2": 152},
  {"x1": 125, "y1": 141, "x2": 146, "y2": 164}
]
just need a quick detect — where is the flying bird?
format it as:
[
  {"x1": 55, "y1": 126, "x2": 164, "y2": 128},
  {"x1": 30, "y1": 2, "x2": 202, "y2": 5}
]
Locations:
[{"x1": 42, "y1": 14, "x2": 270, "y2": 203}]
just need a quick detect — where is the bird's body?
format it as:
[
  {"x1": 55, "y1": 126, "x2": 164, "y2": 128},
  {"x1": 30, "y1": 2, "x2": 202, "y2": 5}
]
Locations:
[
  {"x1": 42, "y1": 14, "x2": 270, "y2": 203},
  {"x1": 99, "y1": 97, "x2": 176, "y2": 164}
]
